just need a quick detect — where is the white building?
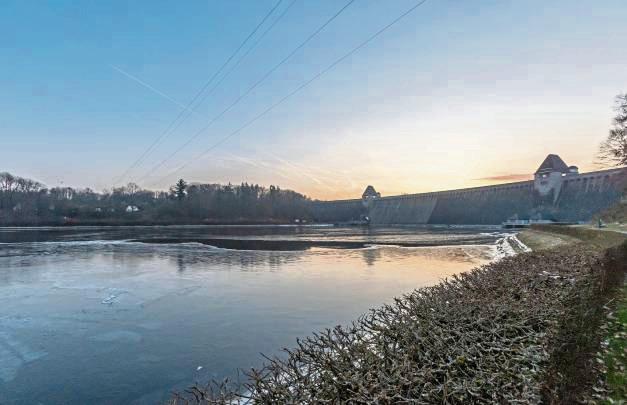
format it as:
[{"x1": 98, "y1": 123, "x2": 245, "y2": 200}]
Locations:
[{"x1": 125, "y1": 205, "x2": 140, "y2": 213}]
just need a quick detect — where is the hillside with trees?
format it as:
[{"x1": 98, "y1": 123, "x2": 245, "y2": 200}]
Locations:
[{"x1": 0, "y1": 172, "x2": 312, "y2": 226}]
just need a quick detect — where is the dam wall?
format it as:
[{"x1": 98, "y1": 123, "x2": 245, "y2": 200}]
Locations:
[
  {"x1": 369, "y1": 181, "x2": 536, "y2": 225},
  {"x1": 552, "y1": 168, "x2": 626, "y2": 222},
  {"x1": 368, "y1": 193, "x2": 438, "y2": 225},
  {"x1": 313, "y1": 167, "x2": 627, "y2": 225},
  {"x1": 310, "y1": 199, "x2": 365, "y2": 223}
]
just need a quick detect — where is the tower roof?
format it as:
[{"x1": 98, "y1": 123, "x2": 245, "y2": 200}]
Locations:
[
  {"x1": 535, "y1": 154, "x2": 569, "y2": 174},
  {"x1": 362, "y1": 185, "x2": 380, "y2": 198}
]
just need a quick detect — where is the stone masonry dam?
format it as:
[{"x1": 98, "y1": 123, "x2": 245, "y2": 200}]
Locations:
[{"x1": 310, "y1": 155, "x2": 627, "y2": 225}]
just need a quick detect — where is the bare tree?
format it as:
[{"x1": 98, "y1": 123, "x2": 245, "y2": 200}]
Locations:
[
  {"x1": 598, "y1": 93, "x2": 627, "y2": 166},
  {"x1": 0, "y1": 172, "x2": 16, "y2": 192},
  {"x1": 125, "y1": 182, "x2": 141, "y2": 196},
  {"x1": 16, "y1": 177, "x2": 43, "y2": 193}
]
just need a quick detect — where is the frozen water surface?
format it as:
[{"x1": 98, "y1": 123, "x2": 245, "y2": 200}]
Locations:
[{"x1": 0, "y1": 225, "x2": 508, "y2": 404}]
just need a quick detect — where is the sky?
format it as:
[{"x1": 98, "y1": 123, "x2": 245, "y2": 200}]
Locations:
[{"x1": 1, "y1": 0, "x2": 626, "y2": 200}]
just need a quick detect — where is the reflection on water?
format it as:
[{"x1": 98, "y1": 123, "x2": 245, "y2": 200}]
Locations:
[
  {"x1": 361, "y1": 246, "x2": 382, "y2": 266},
  {"x1": 0, "y1": 226, "x2": 504, "y2": 404}
]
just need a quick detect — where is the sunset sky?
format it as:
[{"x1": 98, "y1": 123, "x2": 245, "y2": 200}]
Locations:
[{"x1": 2, "y1": 0, "x2": 626, "y2": 199}]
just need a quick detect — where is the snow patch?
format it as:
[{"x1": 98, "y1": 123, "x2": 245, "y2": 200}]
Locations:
[
  {"x1": 101, "y1": 289, "x2": 127, "y2": 305},
  {"x1": 491, "y1": 234, "x2": 531, "y2": 261}
]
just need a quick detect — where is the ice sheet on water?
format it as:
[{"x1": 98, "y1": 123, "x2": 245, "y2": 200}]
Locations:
[
  {"x1": 0, "y1": 331, "x2": 48, "y2": 383},
  {"x1": 101, "y1": 288, "x2": 127, "y2": 305},
  {"x1": 0, "y1": 344, "x2": 22, "y2": 383},
  {"x1": 92, "y1": 330, "x2": 142, "y2": 344}
]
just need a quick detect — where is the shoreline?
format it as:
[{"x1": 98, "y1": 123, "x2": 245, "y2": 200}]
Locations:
[
  {"x1": 170, "y1": 226, "x2": 627, "y2": 404},
  {"x1": 0, "y1": 219, "x2": 299, "y2": 227},
  {"x1": 0, "y1": 227, "x2": 515, "y2": 262}
]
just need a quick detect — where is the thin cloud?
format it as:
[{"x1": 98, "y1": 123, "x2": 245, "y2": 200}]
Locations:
[{"x1": 474, "y1": 173, "x2": 532, "y2": 182}]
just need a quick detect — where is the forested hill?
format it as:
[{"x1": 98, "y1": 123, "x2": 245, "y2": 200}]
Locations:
[{"x1": 0, "y1": 172, "x2": 312, "y2": 226}]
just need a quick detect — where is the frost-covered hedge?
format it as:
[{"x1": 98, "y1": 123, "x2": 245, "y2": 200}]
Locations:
[{"x1": 171, "y1": 243, "x2": 626, "y2": 404}]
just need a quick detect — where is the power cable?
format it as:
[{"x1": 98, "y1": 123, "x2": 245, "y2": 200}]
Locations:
[
  {"x1": 149, "y1": 0, "x2": 430, "y2": 187},
  {"x1": 111, "y1": 0, "x2": 284, "y2": 186},
  {"x1": 134, "y1": 0, "x2": 356, "y2": 184}
]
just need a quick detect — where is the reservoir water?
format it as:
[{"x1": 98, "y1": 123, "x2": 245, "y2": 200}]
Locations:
[{"x1": 0, "y1": 225, "x2": 511, "y2": 404}]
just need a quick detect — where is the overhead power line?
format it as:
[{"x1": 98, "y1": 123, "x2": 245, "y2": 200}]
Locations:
[
  {"x1": 157, "y1": 0, "x2": 300, "y2": 145},
  {"x1": 148, "y1": 0, "x2": 430, "y2": 187},
  {"x1": 218, "y1": 0, "x2": 299, "y2": 89},
  {"x1": 111, "y1": 0, "x2": 284, "y2": 187},
  {"x1": 134, "y1": 0, "x2": 356, "y2": 184}
]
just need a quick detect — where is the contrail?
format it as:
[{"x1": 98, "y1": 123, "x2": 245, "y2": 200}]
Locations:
[
  {"x1": 148, "y1": 153, "x2": 297, "y2": 186},
  {"x1": 262, "y1": 152, "x2": 326, "y2": 185},
  {"x1": 110, "y1": 64, "x2": 196, "y2": 114},
  {"x1": 261, "y1": 151, "x2": 343, "y2": 186},
  {"x1": 258, "y1": 151, "x2": 346, "y2": 191},
  {"x1": 223, "y1": 152, "x2": 295, "y2": 181}
]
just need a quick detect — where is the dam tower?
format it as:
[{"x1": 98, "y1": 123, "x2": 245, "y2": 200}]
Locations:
[
  {"x1": 533, "y1": 154, "x2": 579, "y2": 203},
  {"x1": 361, "y1": 185, "x2": 380, "y2": 207}
]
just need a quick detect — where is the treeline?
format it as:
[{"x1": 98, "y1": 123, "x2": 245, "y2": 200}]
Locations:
[{"x1": 0, "y1": 172, "x2": 312, "y2": 226}]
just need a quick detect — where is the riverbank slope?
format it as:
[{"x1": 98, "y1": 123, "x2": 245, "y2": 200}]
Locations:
[
  {"x1": 171, "y1": 226, "x2": 626, "y2": 404},
  {"x1": 519, "y1": 225, "x2": 627, "y2": 402}
]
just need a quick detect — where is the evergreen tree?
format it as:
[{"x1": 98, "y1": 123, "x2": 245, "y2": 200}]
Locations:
[{"x1": 174, "y1": 179, "x2": 187, "y2": 200}]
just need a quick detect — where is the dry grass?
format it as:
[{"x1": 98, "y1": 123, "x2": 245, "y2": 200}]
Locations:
[
  {"x1": 517, "y1": 229, "x2": 579, "y2": 251},
  {"x1": 531, "y1": 224, "x2": 627, "y2": 250}
]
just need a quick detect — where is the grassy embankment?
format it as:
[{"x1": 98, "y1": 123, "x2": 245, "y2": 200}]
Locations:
[
  {"x1": 519, "y1": 224, "x2": 627, "y2": 250},
  {"x1": 593, "y1": 198, "x2": 627, "y2": 233},
  {"x1": 603, "y1": 283, "x2": 627, "y2": 403},
  {"x1": 171, "y1": 226, "x2": 626, "y2": 404},
  {"x1": 520, "y1": 225, "x2": 627, "y2": 403}
]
